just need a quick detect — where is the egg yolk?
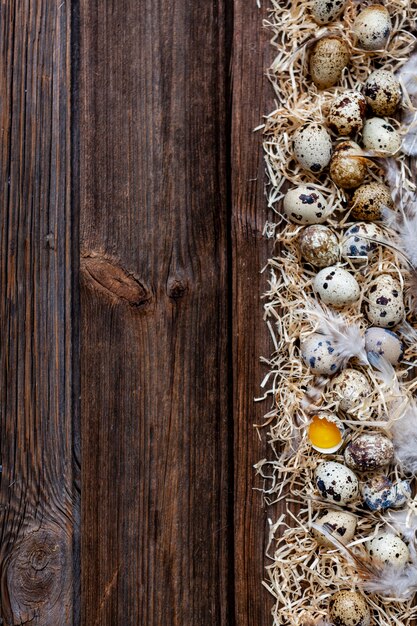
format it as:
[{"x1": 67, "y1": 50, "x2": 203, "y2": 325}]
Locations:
[{"x1": 308, "y1": 415, "x2": 342, "y2": 449}]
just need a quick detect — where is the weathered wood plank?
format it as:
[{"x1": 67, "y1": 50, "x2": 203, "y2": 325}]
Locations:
[
  {"x1": 79, "y1": 1, "x2": 232, "y2": 624},
  {"x1": 0, "y1": 1, "x2": 77, "y2": 624}
]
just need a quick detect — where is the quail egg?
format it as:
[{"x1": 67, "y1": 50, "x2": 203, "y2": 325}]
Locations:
[
  {"x1": 329, "y1": 368, "x2": 372, "y2": 415},
  {"x1": 283, "y1": 185, "x2": 329, "y2": 224},
  {"x1": 311, "y1": 0, "x2": 348, "y2": 24},
  {"x1": 362, "y1": 474, "x2": 411, "y2": 511},
  {"x1": 308, "y1": 412, "x2": 345, "y2": 454},
  {"x1": 353, "y1": 5, "x2": 392, "y2": 51},
  {"x1": 366, "y1": 274, "x2": 404, "y2": 328},
  {"x1": 301, "y1": 333, "x2": 342, "y2": 375},
  {"x1": 313, "y1": 509, "x2": 357, "y2": 547},
  {"x1": 362, "y1": 117, "x2": 401, "y2": 155},
  {"x1": 344, "y1": 433, "x2": 394, "y2": 472},
  {"x1": 299, "y1": 225, "x2": 339, "y2": 267},
  {"x1": 328, "y1": 91, "x2": 367, "y2": 136},
  {"x1": 313, "y1": 265, "x2": 360, "y2": 307},
  {"x1": 350, "y1": 182, "x2": 393, "y2": 221},
  {"x1": 341, "y1": 222, "x2": 383, "y2": 263},
  {"x1": 364, "y1": 69, "x2": 402, "y2": 116},
  {"x1": 293, "y1": 123, "x2": 333, "y2": 173},
  {"x1": 365, "y1": 327, "x2": 403, "y2": 365},
  {"x1": 309, "y1": 36, "x2": 351, "y2": 89},
  {"x1": 329, "y1": 590, "x2": 371, "y2": 626},
  {"x1": 315, "y1": 461, "x2": 359, "y2": 504},
  {"x1": 330, "y1": 141, "x2": 367, "y2": 189},
  {"x1": 366, "y1": 532, "x2": 410, "y2": 568}
]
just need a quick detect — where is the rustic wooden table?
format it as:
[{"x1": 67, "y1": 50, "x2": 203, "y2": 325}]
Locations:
[{"x1": 0, "y1": 1, "x2": 274, "y2": 624}]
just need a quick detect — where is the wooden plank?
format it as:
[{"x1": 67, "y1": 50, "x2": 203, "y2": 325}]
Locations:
[
  {"x1": 232, "y1": 2, "x2": 274, "y2": 625},
  {"x1": 0, "y1": 1, "x2": 77, "y2": 625},
  {"x1": 79, "y1": 1, "x2": 232, "y2": 624}
]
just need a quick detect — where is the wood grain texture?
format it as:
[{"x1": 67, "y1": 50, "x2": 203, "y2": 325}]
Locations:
[
  {"x1": 0, "y1": 1, "x2": 77, "y2": 625},
  {"x1": 79, "y1": 1, "x2": 232, "y2": 624}
]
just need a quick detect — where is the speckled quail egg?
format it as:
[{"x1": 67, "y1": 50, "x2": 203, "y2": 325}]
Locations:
[
  {"x1": 366, "y1": 532, "x2": 410, "y2": 568},
  {"x1": 344, "y1": 433, "x2": 394, "y2": 472},
  {"x1": 362, "y1": 474, "x2": 411, "y2": 511},
  {"x1": 308, "y1": 412, "x2": 345, "y2": 454},
  {"x1": 311, "y1": 0, "x2": 348, "y2": 24},
  {"x1": 329, "y1": 590, "x2": 371, "y2": 626},
  {"x1": 299, "y1": 225, "x2": 339, "y2": 267},
  {"x1": 330, "y1": 141, "x2": 367, "y2": 189},
  {"x1": 364, "y1": 69, "x2": 402, "y2": 116},
  {"x1": 301, "y1": 333, "x2": 342, "y2": 375},
  {"x1": 341, "y1": 222, "x2": 383, "y2": 264},
  {"x1": 313, "y1": 509, "x2": 357, "y2": 547},
  {"x1": 293, "y1": 123, "x2": 333, "y2": 173},
  {"x1": 315, "y1": 461, "x2": 359, "y2": 504},
  {"x1": 313, "y1": 265, "x2": 360, "y2": 307},
  {"x1": 353, "y1": 5, "x2": 392, "y2": 51},
  {"x1": 283, "y1": 185, "x2": 329, "y2": 224},
  {"x1": 366, "y1": 274, "x2": 404, "y2": 328},
  {"x1": 362, "y1": 117, "x2": 401, "y2": 154},
  {"x1": 365, "y1": 327, "x2": 403, "y2": 364},
  {"x1": 351, "y1": 182, "x2": 393, "y2": 221},
  {"x1": 309, "y1": 37, "x2": 351, "y2": 89},
  {"x1": 328, "y1": 91, "x2": 367, "y2": 136},
  {"x1": 329, "y1": 368, "x2": 372, "y2": 415}
]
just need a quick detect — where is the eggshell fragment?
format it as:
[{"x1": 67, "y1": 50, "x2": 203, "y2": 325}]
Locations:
[
  {"x1": 313, "y1": 509, "x2": 357, "y2": 547},
  {"x1": 366, "y1": 532, "x2": 410, "y2": 568},
  {"x1": 309, "y1": 37, "x2": 351, "y2": 89},
  {"x1": 329, "y1": 368, "x2": 372, "y2": 415},
  {"x1": 362, "y1": 474, "x2": 411, "y2": 511},
  {"x1": 364, "y1": 69, "x2": 402, "y2": 116},
  {"x1": 311, "y1": 0, "x2": 348, "y2": 24},
  {"x1": 365, "y1": 327, "x2": 403, "y2": 365},
  {"x1": 329, "y1": 590, "x2": 371, "y2": 626},
  {"x1": 365, "y1": 274, "x2": 404, "y2": 328},
  {"x1": 299, "y1": 225, "x2": 339, "y2": 267},
  {"x1": 301, "y1": 333, "x2": 342, "y2": 375},
  {"x1": 293, "y1": 123, "x2": 333, "y2": 173},
  {"x1": 330, "y1": 141, "x2": 367, "y2": 189},
  {"x1": 362, "y1": 117, "x2": 401, "y2": 154},
  {"x1": 313, "y1": 265, "x2": 360, "y2": 307},
  {"x1": 283, "y1": 185, "x2": 328, "y2": 224},
  {"x1": 328, "y1": 91, "x2": 366, "y2": 136},
  {"x1": 341, "y1": 222, "x2": 383, "y2": 264},
  {"x1": 344, "y1": 433, "x2": 394, "y2": 472},
  {"x1": 353, "y1": 5, "x2": 392, "y2": 51},
  {"x1": 350, "y1": 182, "x2": 393, "y2": 221},
  {"x1": 315, "y1": 461, "x2": 359, "y2": 504}
]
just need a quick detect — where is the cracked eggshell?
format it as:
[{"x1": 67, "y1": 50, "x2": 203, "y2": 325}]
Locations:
[
  {"x1": 344, "y1": 433, "x2": 394, "y2": 472},
  {"x1": 366, "y1": 274, "x2": 404, "y2": 328},
  {"x1": 313, "y1": 509, "x2": 357, "y2": 547},
  {"x1": 301, "y1": 333, "x2": 342, "y2": 375},
  {"x1": 353, "y1": 5, "x2": 392, "y2": 51},
  {"x1": 313, "y1": 265, "x2": 360, "y2": 307},
  {"x1": 328, "y1": 91, "x2": 367, "y2": 136},
  {"x1": 362, "y1": 474, "x2": 411, "y2": 511},
  {"x1": 351, "y1": 182, "x2": 393, "y2": 221},
  {"x1": 283, "y1": 185, "x2": 329, "y2": 224},
  {"x1": 329, "y1": 591, "x2": 371, "y2": 626},
  {"x1": 293, "y1": 123, "x2": 332, "y2": 173},
  {"x1": 365, "y1": 327, "x2": 403, "y2": 365},
  {"x1": 366, "y1": 532, "x2": 410, "y2": 568},
  {"x1": 329, "y1": 368, "x2": 372, "y2": 415},
  {"x1": 309, "y1": 37, "x2": 351, "y2": 89},
  {"x1": 364, "y1": 69, "x2": 402, "y2": 116},
  {"x1": 299, "y1": 225, "x2": 339, "y2": 267},
  {"x1": 315, "y1": 461, "x2": 359, "y2": 505},
  {"x1": 362, "y1": 118, "x2": 401, "y2": 155},
  {"x1": 308, "y1": 412, "x2": 345, "y2": 454},
  {"x1": 341, "y1": 222, "x2": 383, "y2": 264},
  {"x1": 311, "y1": 0, "x2": 348, "y2": 24},
  {"x1": 330, "y1": 141, "x2": 367, "y2": 189}
]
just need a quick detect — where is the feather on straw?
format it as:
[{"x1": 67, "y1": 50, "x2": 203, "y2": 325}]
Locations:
[{"x1": 391, "y1": 401, "x2": 417, "y2": 474}]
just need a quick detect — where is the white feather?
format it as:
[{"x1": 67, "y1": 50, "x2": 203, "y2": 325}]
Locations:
[
  {"x1": 383, "y1": 508, "x2": 417, "y2": 547},
  {"x1": 391, "y1": 401, "x2": 417, "y2": 474},
  {"x1": 367, "y1": 351, "x2": 398, "y2": 391},
  {"x1": 397, "y1": 51, "x2": 417, "y2": 157},
  {"x1": 363, "y1": 564, "x2": 417, "y2": 599}
]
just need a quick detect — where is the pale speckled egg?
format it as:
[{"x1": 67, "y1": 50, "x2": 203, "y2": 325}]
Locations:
[
  {"x1": 362, "y1": 117, "x2": 401, "y2": 154},
  {"x1": 330, "y1": 141, "x2": 367, "y2": 189},
  {"x1": 366, "y1": 274, "x2": 404, "y2": 328},
  {"x1": 353, "y1": 5, "x2": 392, "y2": 51},
  {"x1": 299, "y1": 225, "x2": 339, "y2": 267},
  {"x1": 313, "y1": 265, "x2": 360, "y2": 307},
  {"x1": 341, "y1": 222, "x2": 383, "y2": 264},
  {"x1": 315, "y1": 461, "x2": 359, "y2": 505},
  {"x1": 362, "y1": 474, "x2": 411, "y2": 511},
  {"x1": 344, "y1": 433, "x2": 394, "y2": 472},
  {"x1": 329, "y1": 591, "x2": 371, "y2": 626},
  {"x1": 309, "y1": 37, "x2": 351, "y2": 89},
  {"x1": 328, "y1": 91, "x2": 367, "y2": 136},
  {"x1": 366, "y1": 532, "x2": 410, "y2": 568},
  {"x1": 365, "y1": 327, "x2": 403, "y2": 365},
  {"x1": 293, "y1": 123, "x2": 333, "y2": 173},
  {"x1": 301, "y1": 333, "x2": 342, "y2": 375},
  {"x1": 313, "y1": 509, "x2": 357, "y2": 547},
  {"x1": 283, "y1": 185, "x2": 328, "y2": 224},
  {"x1": 364, "y1": 69, "x2": 402, "y2": 116},
  {"x1": 329, "y1": 368, "x2": 372, "y2": 414},
  {"x1": 311, "y1": 0, "x2": 348, "y2": 24},
  {"x1": 351, "y1": 182, "x2": 393, "y2": 221}
]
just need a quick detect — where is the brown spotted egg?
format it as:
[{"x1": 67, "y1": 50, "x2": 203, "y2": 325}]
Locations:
[
  {"x1": 313, "y1": 265, "x2": 360, "y2": 307},
  {"x1": 351, "y1": 182, "x2": 393, "y2": 221},
  {"x1": 299, "y1": 225, "x2": 339, "y2": 267},
  {"x1": 341, "y1": 222, "x2": 383, "y2": 264},
  {"x1": 301, "y1": 333, "x2": 342, "y2": 375},
  {"x1": 283, "y1": 185, "x2": 328, "y2": 224},
  {"x1": 329, "y1": 591, "x2": 371, "y2": 626},
  {"x1": 364, "y1": 69, "x2": 402, "y2": 116},
  {"x1": 344, "y1": 433, "x2": 394, "y2": 472},
  {"x1": 293, "y1": 123, "x2": 333, "y2": 173},
  {"x1": 315, "y1": 461, "x2": 359, "y2": 505},
  {"x1": 366, "y1": 274, "x2": 404, "y2": 328},
  {"x1": 365, "y1": 327, "x2": 403, "y2": 365},
  {"x1": 311, "y1": 0, "x2": 348, "y2": 24},
  {"x1": 362, "y1": 118, "x2": 401, "y2": 154},
  {"x1": 309, "y1": 37, "x2": 351, "y2": 89},
  {"x1": 330, "y1": 141, "x2": 367, "y2": 189},
  {"x1": 328, "y1": 91, "x2": 367, "y2": 136},
  {"x1": 329, "y1": 368, "x2": 372, "y2": 415},
  {"x1": 366, "y1": 532, "x2": 410, "y2": 568},
  {"x1": 353, "y1": 5, "x2": 392, "y2": 51},
  {"x1": 313, "y1": 509, "x2": 357, "y2": 547}
]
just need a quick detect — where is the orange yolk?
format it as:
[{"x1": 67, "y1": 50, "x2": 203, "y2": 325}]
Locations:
[{"x1": 308, "y1": 415, "x2": 342, "y2": 449}]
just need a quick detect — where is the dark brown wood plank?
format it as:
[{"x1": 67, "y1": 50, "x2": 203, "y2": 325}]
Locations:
[
  {"x1": 79, "y1": 1, "x2": 231, "y2": 624},
  {"x1": 232, "y1": 2, "x2": 274, "y2": 625},
  {"x1": 0, "y1": 1, "x2": 77, "y2": 625}
]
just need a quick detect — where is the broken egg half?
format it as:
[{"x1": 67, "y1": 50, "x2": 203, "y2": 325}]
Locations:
[{"x1": 308, "y1": 412, "x2": 345, "y2": 454}]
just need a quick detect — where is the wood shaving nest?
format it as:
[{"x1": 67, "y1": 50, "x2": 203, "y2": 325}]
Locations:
[{"x1": 258, "y1": 0, "x2": 417, "y2": 624}]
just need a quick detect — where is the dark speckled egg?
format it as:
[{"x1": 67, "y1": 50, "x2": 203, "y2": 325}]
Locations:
[
  {"x1": 328, "y1": 91, "x2": 367, "y2": 136},
  {"x1": 344, "y1": 433, "x2": 394, "y2": 472},
  {"x1": 329, "y1": 590, "x2": 371, "y2": 626},
  {"x1": 365, "y1": 274, "x2": 404, "y2": 328}
]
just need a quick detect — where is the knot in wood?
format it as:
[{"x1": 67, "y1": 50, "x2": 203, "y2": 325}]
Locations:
[{"x1": 167, "y1": 277, "x2": 188, "y2": 300}]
